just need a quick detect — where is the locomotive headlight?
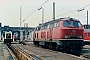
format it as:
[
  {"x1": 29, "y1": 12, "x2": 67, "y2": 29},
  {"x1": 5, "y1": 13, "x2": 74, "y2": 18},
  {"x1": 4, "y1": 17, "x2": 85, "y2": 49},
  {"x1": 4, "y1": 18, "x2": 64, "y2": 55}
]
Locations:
[
  {"x1": 78, "y1": 36, "x2": 82, "y2": 38},
  {"x1": 64, "y1": 36, "x2": 68, "y2": 38}
]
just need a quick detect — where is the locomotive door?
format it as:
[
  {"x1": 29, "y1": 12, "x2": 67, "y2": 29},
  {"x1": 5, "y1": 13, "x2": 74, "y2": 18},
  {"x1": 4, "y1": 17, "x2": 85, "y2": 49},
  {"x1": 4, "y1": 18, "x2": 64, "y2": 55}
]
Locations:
[
  {"x1": 47, "y1": 28, "x2": 53, "y2": 40},
  {"x1": 49, "y1": 23, "x2": 54, "y2": 40},
  {"x1": 47, "y1": 29, "x2": 51, "y2": 39},
  {"x1": 50, "y1": 28, "x2": 53, "y2": 39},
  {"x1": 47, "y1": 23, "x2": 53, "y2": 40}
]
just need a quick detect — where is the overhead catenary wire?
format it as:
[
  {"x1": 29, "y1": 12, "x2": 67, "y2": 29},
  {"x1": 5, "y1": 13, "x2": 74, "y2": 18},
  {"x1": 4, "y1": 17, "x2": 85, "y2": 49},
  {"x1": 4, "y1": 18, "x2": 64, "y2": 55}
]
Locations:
[
  {"x1": 23, "y1": 0, "x2": 49, "y2": 22},
  {"x1": 56, "y1": 10, "x2": 76, "y2": 18},
  {"x1": 46, "y1": 4, "x2": 90, "y2": 22},
  {"x1": 56, "y1": 4, "x2": 90, "y2": 18},
  {"x1": 30, "y1": 1, "x2": 41, "y2": 8},
  {"x1": 22, "y1": 1, "x2": 41, "y2": 22},
  {"x1": 23, "y1": 9, "x2": 37, "y2": 22}
]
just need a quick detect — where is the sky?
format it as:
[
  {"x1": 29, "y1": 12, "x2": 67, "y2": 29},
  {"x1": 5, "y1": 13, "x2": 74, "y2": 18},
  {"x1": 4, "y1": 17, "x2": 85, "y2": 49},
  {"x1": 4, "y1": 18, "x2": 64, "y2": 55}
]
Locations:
[{"x1": 0, "y1": 0, "x2": 90, "y2": 27}]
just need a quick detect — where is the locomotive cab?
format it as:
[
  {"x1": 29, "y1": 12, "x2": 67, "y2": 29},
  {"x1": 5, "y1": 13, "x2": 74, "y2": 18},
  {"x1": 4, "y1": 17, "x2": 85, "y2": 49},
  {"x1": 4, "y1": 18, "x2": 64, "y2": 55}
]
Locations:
[
  {"x1": 62, "y1": 19, "x2": 83, "y2": 39},
  {"x1": 3, "y1": 31, "x2": 14, "y2": 44},
  {"x1": 83, "y1": 25, "x2": 90, "y2": 45},
  {"x1": 58, "y1": 18, "x2": 84, "y2": 52}
]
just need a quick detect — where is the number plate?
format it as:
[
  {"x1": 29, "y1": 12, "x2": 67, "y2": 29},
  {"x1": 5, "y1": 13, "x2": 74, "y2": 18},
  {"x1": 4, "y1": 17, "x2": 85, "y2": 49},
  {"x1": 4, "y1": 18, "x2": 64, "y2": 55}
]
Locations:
[{"x1": 72, "y1": 30, "x2": 76, "y2": 33}]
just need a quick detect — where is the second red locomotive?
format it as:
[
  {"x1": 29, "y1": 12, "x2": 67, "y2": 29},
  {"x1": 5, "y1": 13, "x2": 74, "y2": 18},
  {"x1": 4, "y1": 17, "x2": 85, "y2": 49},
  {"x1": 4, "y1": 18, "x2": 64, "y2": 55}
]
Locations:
[
  {"x1": 33, "y1": 17, "x2": 84, "y2": 53},
  {"x1": 83, "y1": 24, "x2": 90, "y2": 45}
]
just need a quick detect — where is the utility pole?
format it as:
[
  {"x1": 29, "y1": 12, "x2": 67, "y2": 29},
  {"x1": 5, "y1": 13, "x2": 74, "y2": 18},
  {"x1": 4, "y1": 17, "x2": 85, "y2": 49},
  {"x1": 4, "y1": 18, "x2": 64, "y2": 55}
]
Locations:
[
  {"x1": 20, "y1": 7, "x2": 22, "y2": 41},
  {"x1": 38, "y1": 7, "x2": 44, "y2": 24},
  {"x1": 87, "y1": 10, "x2": 88, "y2": 25},
  {"x1": 42, "y1": 8, "x2": 44, "y2": 24},
  {"x1": 0, "y1": 23, "x2": 1, "y2": 41},
  {"x1": 24, "y1": 23, "x2": 28, "y2": 40},
  {"x1": 53, "y1": 2, "x2": 55, "y2": 20}
]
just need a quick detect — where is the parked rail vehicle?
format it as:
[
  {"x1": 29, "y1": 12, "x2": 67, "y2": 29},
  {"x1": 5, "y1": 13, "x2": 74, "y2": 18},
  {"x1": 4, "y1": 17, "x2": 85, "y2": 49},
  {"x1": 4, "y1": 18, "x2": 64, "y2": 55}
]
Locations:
[
  {"x1": 2, "y1": 31, "x2": 14, "y2": 44},
  {"x1": 33, "y1": 17, "x2": 84, "y2": 53},
  {"x1": 83, "y1": 24, "x2": 90, "y2": 45}
]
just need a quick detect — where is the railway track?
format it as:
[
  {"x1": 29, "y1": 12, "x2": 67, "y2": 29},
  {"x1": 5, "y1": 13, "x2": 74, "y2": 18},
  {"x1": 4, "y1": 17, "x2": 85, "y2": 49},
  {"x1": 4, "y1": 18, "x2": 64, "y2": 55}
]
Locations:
[
  {"x1": 10, "y1": 42, "x2": 89, "y2": 60},
  {"x1": 5, "y1": 43, "x2": 17, "y2": 60},
  {"x1": 10, "y1": 44, "x2": 42, "y2": 60}
]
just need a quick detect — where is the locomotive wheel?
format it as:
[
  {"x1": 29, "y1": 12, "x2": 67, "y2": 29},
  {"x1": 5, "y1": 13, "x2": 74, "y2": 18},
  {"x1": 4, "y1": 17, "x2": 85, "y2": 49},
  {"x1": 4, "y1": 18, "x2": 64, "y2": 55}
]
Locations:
[
  {"x1": 33, "y1": 41, "x2": 36, "y2": 45},
  {"x1": 34, "y1": 41, "x2": 39, "y2": 47},
  {"x1": 4, "y1": 42, "x2": 6, "y2": 44},
  {"x1": 56, "y1": 45, "x2": 62, "y2": 51},
  {"x1": 48, "y1": 43, "x2": 57, "y2": 50},
  {"x1": 45, "y1": 42, "x2": 49, "y2": 49},
  {"x1": 52, "y1": 43, "x2": 57, "y2": 51},
  {"x1": 49, "y1": 43, "x2": 53, "y2": 50}
]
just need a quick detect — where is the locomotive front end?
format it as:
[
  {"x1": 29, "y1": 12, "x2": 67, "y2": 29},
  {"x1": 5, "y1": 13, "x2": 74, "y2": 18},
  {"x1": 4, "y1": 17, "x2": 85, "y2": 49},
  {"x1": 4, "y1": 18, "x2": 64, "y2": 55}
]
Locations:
[{"x1": 60, "y1": 18, "x2": 84, "y2": 53}]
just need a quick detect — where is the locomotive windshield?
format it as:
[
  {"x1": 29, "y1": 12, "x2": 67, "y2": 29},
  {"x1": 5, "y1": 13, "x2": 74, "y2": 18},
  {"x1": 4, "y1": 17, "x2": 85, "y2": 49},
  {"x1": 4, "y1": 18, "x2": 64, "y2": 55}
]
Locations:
[
  {"x1": 73, "y1": 21, "x2": 81, "y2": 27},
  {"x1": 63, "y1": 21, "x2": 82, "y2": 27},
  {"x1": 63, "y1": 21, "x2": 72, "y2": 27},
  {"x1": 6, "y1": 34, "x2": 11, "y2": 39}
]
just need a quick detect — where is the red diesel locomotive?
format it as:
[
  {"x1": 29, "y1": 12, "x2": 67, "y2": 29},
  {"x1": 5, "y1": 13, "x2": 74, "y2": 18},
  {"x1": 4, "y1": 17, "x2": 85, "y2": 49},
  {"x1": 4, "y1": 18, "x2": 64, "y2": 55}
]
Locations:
[
  {"x1": 83, "y1": 25, "x2": 90, "y2": 44},
  {"x1": 33, "y1": 17, "x2": 84, "y2": 52}
]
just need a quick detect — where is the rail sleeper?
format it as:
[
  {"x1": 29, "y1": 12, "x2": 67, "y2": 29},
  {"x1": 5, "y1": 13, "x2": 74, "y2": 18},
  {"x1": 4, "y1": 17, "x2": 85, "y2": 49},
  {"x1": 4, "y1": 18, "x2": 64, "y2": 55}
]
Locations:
[{"x1": 10, "y1": 45, "x2": 35, "y2": 60}]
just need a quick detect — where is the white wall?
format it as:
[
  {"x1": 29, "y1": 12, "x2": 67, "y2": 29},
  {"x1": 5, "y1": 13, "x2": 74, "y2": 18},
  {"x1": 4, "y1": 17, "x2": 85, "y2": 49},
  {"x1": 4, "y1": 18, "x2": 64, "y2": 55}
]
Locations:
[
  {"x1": 29, "y1": 31, "x2": 34, "y2": 41},
  {"x1": 0, "y1": 31, "x2": 1, "y2": 40}
]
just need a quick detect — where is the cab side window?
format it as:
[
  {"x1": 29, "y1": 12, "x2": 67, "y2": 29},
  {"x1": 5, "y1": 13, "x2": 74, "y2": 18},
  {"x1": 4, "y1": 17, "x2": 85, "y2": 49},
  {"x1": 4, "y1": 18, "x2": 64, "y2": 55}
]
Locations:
[
  {"x1": 88, "y1": 33, "x2": 90, "y2": 36},
  {"x1": 54, "y1": 22, "x2": 60, "y2": 28}
]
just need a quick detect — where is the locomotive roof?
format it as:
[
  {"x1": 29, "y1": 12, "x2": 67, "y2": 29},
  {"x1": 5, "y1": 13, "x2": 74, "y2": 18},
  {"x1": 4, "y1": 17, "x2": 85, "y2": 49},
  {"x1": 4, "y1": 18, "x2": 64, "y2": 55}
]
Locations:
[
  {"x1": 59, "y1": 17, "x2": 79, "y2": 21},
  {"x1": 45, "y1": 17, "x2": 79, "y2": 24},
  {"x1": 37, "y1": 17, "x2": 79, "y2": 27}
]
